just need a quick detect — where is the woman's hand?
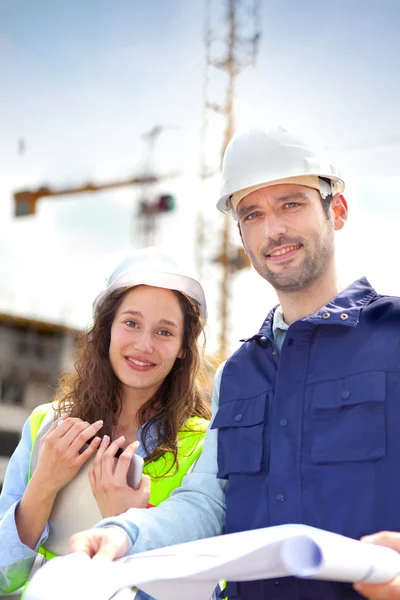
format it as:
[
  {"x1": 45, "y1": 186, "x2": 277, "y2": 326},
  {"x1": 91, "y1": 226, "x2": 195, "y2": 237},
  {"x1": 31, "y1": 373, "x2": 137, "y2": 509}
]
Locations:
[
  {"x1": 32, "y1": 415, "x2": 103, "y2": 495},
  {"x1": 89, "y1": 436, "x2": 150, "y2": 518}
]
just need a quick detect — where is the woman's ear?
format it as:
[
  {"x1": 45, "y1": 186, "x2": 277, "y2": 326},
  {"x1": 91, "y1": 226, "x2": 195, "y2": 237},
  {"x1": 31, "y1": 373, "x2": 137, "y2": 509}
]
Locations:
[{"x1": 178, "y1": 348, "x2": 186, "y2": 359}]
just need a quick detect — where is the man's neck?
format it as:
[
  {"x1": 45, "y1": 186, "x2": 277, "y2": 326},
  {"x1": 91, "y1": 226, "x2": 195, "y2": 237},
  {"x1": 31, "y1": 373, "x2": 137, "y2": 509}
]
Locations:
[{"x1": 277, "y1": 270, "x2": 343, "y2": 326}]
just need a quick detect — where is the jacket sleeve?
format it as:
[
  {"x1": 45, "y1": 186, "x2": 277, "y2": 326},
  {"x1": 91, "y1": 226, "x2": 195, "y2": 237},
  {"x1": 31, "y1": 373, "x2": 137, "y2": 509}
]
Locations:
[
  {"x1": 0, "y1": 415, "x2": 50, "y2": 593},
  {"x1": 96, "y1": 363, "x2": 227, "y2": 554}
]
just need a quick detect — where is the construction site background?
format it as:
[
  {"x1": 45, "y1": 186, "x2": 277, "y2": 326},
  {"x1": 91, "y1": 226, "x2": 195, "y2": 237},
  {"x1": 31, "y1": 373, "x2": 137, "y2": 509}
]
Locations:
[{"x1": 0, "y1": 4, "x2": 399, "y2": 595}]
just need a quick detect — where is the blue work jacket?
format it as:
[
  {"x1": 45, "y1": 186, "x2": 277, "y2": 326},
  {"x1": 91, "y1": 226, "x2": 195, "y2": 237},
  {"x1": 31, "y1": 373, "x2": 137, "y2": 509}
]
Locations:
[{"x1": 212, "y1": 277, "x2": 400, "y2": 599}]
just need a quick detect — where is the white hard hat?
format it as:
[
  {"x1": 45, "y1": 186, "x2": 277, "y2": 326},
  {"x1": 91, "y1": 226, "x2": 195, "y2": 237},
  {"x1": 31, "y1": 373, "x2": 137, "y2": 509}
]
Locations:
[
  {"x1": 217, "y1": 127, "x2": 345, "y2": 216},
  {"x1": 93, "y1": 247, "x2": 207, "y2": 320}
]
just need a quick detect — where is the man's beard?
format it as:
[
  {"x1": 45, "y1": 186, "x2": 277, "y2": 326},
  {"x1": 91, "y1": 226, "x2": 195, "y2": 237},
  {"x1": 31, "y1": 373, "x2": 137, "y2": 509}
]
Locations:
[{"x1": 248, "y1": 232, "x2": 334, "y2": 293}]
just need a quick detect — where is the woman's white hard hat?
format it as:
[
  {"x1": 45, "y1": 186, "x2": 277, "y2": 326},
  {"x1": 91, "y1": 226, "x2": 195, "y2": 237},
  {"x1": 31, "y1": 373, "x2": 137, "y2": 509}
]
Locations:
[
  {"x1": 93, "y1": 247, "x2": 207, "y2": 320},
  {"x1": 217, "y1": 126, "x2": 345, "y2": 217}
]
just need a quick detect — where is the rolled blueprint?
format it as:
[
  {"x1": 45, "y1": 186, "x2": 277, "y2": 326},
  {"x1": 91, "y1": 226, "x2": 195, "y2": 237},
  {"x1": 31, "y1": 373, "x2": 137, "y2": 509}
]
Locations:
[
  {"x1": 281, "y1": 528, "x2": 400, "y2": 584},
  {"x1": 25, "y1": 524, "x2": 400, "y2": 600}
]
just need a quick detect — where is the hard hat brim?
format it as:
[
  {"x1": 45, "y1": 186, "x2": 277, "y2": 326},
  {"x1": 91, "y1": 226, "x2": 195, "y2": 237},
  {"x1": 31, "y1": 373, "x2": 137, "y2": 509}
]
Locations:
[
  {"x1": 218, "y1": 173, "x2": 345, "y2": 215},
  {"x1": 93, "y1": 269, "x2": 207, "y2": 320}
]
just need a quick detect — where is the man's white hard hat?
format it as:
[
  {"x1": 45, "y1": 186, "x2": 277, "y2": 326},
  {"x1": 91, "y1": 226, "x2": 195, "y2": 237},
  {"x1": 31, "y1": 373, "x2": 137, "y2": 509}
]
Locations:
[
  {"x1": 93, "y1": 247, "x2": 207, "y2": 320},
  {"x1": 217, "y1": 127, "x2": 345, "y2": 217}
]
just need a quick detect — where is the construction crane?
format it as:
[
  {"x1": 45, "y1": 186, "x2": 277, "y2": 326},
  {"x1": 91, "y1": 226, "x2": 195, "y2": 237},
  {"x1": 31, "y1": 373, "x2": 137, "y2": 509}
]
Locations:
[
  {"x1": 199, "y1": 0, "x2": 261, "y2": 358},
  {"x1": 12, "y1": 126, "x2": 178, "y2": 248},
  {"x1": 134, "y1": 125, "x2": 178, "y2": 245}
]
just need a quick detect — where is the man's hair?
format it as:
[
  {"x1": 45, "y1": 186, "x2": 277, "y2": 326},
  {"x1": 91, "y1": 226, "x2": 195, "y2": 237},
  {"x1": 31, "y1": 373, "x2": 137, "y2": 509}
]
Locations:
[
  {"x1": 319, "y1": 177, "x2": 333, "y2": 218},
  {"x1": 54, "y1": 287, "x2": 212, "y2": 475}
]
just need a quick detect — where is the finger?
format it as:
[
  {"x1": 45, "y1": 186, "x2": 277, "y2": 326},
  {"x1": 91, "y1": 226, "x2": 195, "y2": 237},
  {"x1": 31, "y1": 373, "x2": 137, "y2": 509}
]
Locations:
[
  {"x1": 91, "y1": 541, "x2": 118, "y2": 561},
  {"x1": 42, "y1": 414, "x2": 69, "y2": 439},
  {"x1": 130, "y1": 474, "x2": 151, "y2": 508},
  {"x1": 67, "y1": 420, "x2": 104, "y2": 453},
  {"x1": 88, "y1": 466, "x2": 96, "y2": 490},
  {"x1": 91, "y1": 528, "x2": 130, "y2": 562},
  {"x1": 69, "y1": 530, "x2": 99, "y2": 558},
  {"x1": 69, "y1": 528, "x2": 130, "y2": 560},
  {"x1": 57, "y1": 413, "x2": 69, "y2": 424},
  {"x1": 139, "y1": 473, "x2": 151, "y2": 499},
  {"x1": 56, "y1": 415, "x2": 69, "y2": 434},
  {"x1": 114, "y1": 441, "x2": 140, "y2": 483},
  {"x1": 354, "y1": 579, "x2": 400, "y2": 600},
  {"x1": 353, "y1": 582, "x2": 379, "y2": 599},
  {"x1": 77, "y1": 436, "x2": 102, "y2": 466},
  {"x1": 361, "y1": 531, "x2": 400, "y2": 552},
  {"x1": 103, "y1": 436, "x2": 126, "y2": 457},
  {"x1": 45, "y1": 416, "x2": 81, "y2": 442},
  {"x1": 92, "y1": 435, "x2": 111, "y2": 480},
  {"x1": 101, "y1": 436, "x2": 125, "y2": 480}
]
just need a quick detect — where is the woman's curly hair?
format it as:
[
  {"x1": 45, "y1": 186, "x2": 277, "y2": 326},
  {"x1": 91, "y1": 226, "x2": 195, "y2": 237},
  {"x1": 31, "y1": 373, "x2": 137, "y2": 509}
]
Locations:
[{"x1": 54, "y1": 287, "x2": 213, "y2": 472}]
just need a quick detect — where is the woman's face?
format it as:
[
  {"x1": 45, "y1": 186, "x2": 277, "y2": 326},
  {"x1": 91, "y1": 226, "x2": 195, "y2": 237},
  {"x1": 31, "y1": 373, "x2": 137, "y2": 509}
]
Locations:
[{"x1": 109, "y1": 285, "x2": 185, "y2": 401}]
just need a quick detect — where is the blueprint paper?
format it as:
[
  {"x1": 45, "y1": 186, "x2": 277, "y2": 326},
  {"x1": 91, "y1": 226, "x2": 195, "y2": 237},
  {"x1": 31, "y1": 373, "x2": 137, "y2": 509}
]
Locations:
[{"x1": 25, "y1": 524, "x2": 400, "y2": 600}]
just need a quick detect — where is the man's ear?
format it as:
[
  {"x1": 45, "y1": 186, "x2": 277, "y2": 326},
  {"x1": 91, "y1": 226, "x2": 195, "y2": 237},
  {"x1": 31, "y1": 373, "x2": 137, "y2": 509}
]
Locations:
[{"x1": 332, "y1": 194, "x2": 348, "y2": 231}]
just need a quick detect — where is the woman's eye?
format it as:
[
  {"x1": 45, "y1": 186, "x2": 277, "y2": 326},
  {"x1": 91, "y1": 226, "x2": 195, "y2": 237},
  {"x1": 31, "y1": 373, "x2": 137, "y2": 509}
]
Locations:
[
  {"x1": 158, "y1": 329, "x2": 172, "y2": 337},
  {"x1": 125, "y1": 320, "x2": 139, "y2": 328}
]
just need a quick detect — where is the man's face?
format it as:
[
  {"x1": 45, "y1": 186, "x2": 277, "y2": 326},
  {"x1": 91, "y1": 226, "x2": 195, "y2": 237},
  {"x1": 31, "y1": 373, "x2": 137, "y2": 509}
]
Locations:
[{"x1": 237, "y1": 183, "x2": 342, "y2": 293}]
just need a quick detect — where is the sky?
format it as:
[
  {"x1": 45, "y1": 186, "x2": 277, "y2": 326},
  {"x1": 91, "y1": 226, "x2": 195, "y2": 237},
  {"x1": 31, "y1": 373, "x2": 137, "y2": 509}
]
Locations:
[{"x1": 1, "y1": 0, "x2": 400, "y2": 355}]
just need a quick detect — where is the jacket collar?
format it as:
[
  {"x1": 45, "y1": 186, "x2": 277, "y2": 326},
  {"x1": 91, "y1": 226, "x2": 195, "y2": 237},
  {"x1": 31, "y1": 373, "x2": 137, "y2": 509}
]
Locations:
[{"x1": 242, "y1": 277, "x2": 378, "y2": 343}]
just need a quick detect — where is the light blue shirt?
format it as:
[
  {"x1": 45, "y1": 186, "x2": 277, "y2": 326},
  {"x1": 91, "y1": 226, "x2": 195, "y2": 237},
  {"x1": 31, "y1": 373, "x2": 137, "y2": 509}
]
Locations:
[
  {"x1": 97, "y1": 307, "x2": 288, "y2": 555},
  {"x1": 0, "y1": 417, "x2": 49, "y2": 593},
  {"x1": 272, "y1": 305, "x2": 289, "y2": 351}
]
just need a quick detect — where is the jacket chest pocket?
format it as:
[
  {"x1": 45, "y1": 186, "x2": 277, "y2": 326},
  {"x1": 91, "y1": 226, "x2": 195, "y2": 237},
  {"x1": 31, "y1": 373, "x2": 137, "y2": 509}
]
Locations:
[
  {"x1": 211, "y1": 393, "x2": 267, "y2": 478},
  {"x1": 310, "y1": 371, "x2": 386, "y2": 464}
]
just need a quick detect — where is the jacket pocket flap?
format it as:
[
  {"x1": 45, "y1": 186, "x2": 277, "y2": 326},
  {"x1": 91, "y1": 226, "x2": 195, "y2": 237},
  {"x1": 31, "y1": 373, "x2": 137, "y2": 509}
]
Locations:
[
  {"x1": 312, "y1": 371, "x2": 385, "y2": 409},
  {"x1": 211, "y1": 394, "x2": 266, "y2": 429}
]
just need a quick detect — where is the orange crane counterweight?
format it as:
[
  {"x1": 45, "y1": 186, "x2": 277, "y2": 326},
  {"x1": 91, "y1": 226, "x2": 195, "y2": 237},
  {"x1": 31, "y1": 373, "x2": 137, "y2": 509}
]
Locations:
[{"x1": 13, "y1": 173, "x2": 177, "y2": 217}]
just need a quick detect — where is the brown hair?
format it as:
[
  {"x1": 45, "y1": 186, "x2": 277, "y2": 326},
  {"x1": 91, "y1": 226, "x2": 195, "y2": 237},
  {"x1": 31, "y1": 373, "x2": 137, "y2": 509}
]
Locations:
[{"x1": 54, "y1": 287, "x2": 212, "y2": 472}]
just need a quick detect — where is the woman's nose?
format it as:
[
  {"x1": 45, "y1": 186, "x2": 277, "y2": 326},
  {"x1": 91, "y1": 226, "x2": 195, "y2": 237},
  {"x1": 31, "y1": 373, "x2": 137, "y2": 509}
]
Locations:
[{"x1": 133, "y1": 331, "x2": 153, "y2": 353}]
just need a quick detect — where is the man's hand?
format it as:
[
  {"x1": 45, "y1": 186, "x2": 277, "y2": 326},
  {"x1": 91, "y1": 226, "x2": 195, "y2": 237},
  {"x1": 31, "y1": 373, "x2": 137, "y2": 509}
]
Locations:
[
  {"x1": 354, "y1": 532, "x2": 400, "y2": 599},
  {"x1": 69, "y1": 526, "x2": 131, "y2": 561}
]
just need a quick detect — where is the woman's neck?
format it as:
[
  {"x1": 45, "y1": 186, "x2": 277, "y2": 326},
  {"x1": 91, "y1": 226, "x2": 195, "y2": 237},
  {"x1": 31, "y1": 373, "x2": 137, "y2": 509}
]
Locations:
[{"x1": 115, "y1": 387, "x2": 156, "y2": 443}]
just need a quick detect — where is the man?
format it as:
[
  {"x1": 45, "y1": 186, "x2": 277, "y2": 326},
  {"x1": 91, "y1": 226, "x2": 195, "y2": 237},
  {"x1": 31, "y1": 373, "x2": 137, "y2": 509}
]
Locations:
[{"x1": 70, "y1": 127, "x2": 400, "y2": 600}]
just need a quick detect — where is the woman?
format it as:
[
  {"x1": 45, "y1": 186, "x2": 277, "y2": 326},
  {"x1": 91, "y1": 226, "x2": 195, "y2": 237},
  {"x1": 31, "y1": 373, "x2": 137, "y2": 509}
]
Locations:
[{"x1": 0, "y1": 247, "x2": 212, "y2": 598}]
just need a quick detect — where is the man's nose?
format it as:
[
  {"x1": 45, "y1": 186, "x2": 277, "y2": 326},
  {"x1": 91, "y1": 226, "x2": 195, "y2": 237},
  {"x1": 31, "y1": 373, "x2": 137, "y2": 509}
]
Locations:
[{"x1": 263, "y1": 215, "x2": 287, "y2": 239}]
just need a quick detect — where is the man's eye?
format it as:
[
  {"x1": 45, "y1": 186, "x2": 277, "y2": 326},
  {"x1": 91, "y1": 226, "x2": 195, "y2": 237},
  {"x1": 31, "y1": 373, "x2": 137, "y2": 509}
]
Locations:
[
  {"x1": 284, "y1": 202, "x2": 300, "y2": 209},
  {"x1": 245, "y1": 211, "x2": 261, "y2": 221}
]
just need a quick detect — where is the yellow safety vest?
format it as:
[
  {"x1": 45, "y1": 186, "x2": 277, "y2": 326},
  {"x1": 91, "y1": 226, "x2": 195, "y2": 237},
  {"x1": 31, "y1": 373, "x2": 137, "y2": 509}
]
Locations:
[{"x1": 18, "y1": 402, "x2": 208, "y2": 589}]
